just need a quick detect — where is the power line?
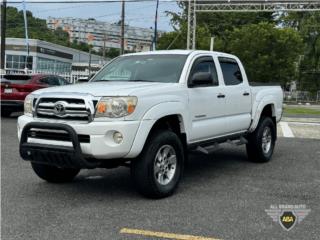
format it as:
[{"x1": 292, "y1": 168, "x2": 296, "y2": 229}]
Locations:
[
  {"x1": 32, "y1": 3, "x2": 108, "y2": 13},
  {"x1": 7, "y1": 0, "x2": 159, "y2": 3}
]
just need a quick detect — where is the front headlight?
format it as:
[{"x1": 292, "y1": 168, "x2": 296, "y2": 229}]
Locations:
[
  {"x1": 24, "y1": 94, "x2": 35, "y2": 116},
  {"x1": 95, "y1": 96, "x2": 137, "y2": 118}
]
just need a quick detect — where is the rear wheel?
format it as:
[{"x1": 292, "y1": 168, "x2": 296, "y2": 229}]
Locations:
[
  {"x1": 131, "y1": 130, "x2": 184, "y2": 198},
  {"x1": 31, "y1": 162, "x2": 80, "y2": 183},
  {"x1": 246, "y1": 116, "x2": 276, "y2": 163}
]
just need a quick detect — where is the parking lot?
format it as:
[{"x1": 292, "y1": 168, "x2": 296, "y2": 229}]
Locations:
[{"x1": 1, "y1": 116, "x2": 320, "y2": 240}]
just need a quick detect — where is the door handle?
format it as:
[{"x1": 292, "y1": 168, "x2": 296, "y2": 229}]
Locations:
[
  {"x1": 217, "y1": 93, "x2": 225, "y2": 98},
  {"x1": 243, "y1": 92, "x2": 250, "y2": 96}
]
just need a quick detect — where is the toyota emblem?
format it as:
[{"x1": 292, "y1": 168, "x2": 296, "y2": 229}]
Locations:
[{"x1": 53, "y1": 101, "x2": 67, "y2": 116}]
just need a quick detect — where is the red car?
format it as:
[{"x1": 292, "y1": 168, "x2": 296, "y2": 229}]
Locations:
[{"x1": 1, "y1": 74, "x2": 69, "y2": 117}]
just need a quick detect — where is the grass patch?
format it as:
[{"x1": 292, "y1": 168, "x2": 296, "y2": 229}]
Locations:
[{"x1": 284, "y1": 107, "x2": 320, "y2": 115}]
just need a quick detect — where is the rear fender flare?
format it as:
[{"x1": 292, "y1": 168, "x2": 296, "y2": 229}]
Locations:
[{"x1": 249, "y1": 96, "x2": 276, "y2": 132}]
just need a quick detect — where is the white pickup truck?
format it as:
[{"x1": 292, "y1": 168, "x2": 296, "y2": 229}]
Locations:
[{"x1": 18, "y1": 50, "x2": 283, "y2": 198}]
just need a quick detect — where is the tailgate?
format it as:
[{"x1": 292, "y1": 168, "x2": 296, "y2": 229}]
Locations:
[{"x1": 1, "y1": 75, "x2": 38, "y2": 100}]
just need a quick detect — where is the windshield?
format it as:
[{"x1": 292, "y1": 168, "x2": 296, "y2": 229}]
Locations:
[{"x1": 92, "y1": 54, "x2": 188, "y2": 83}]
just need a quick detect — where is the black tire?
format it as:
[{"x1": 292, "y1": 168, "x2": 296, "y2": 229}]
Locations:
[
  {"x1": 131, "y1": 130, "x2": 184, "y2": 198},
  {"x1": 246, "y1": 116, "x2": 276, "y2": 163},
  {"x1": 1, "y1": 109, "x2": 12, "y2": 117},
  {"x1": 31, "y1": 162, "x2": 80, "y2": 183}
]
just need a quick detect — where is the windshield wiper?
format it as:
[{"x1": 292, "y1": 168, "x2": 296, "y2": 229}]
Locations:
[
  {"x1": 93, "y1": 79, "x2": 119, "y2": 82},
  {"x1": 130, "y1": 80, "x2": 155, "y2": 82},
  {"x1": 92, "y1": 79, "x2": 155, "y2": 82}
]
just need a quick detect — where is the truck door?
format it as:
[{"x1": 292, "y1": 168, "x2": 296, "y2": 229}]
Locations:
[
  {"x1": 188, "y1": 55, "x2": 227, "y2": 143},
  {"x1": 217, "y1": 57, "x2": 251, "y2": 132}
]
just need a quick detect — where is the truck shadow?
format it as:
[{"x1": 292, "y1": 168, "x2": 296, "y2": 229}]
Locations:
[
  {"x1": 1, "y1": 112, "x2": 23, "y2": 118},
  {"x1": 34, "y1": 145, "x2": 254, "y2": 200},
  {"x1": 182, "y1": 146, "x2": 251, "y2": 185}
]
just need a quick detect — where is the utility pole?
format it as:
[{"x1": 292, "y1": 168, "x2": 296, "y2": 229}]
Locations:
[
  {"x1": 1, "y1": 0, "x2": 7, "y2": 71},
  {"x1": 120, "y1": 0, "x2": 125, "y2": 55},
  {"x1": 88, "y1": 47, "x2": 92, "y2": 76},
  {"x1": 152, "y1": 0, "x2": 159, "y2": 51},
  {"x1": 210, "y1": 36, "x2": 215, "y2": 51},
  {"x1": 102, "y1": 32, "x2": 106, "y2": 59}
]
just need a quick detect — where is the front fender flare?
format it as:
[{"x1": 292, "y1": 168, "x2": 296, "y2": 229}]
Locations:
[{"x1": 125, "y1": 101, "x2": 188, "y2": 158}]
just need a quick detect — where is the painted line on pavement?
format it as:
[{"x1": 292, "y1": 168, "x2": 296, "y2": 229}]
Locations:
[
  {"x1": 285, "y1": 121, "x2": 320, "y2": 126},
  {"x1": 280, "y1": 122, "x2": 295, "y2": 138},
  {"x1": 120, "y1": 228, "x2": 221, "y2": 240}
]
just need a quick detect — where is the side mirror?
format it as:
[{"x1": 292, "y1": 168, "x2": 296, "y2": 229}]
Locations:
[{"x1": 190, "y1": 72, "x2": 213, "y2": 86}]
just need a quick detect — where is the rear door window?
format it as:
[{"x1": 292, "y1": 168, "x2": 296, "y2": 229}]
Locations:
[
  {"x1": 218, "y1": 57, "x2": 243, "y2": 86},
  {"x1": 48, "y1": 76, "x2": 60, "y2": 86},
  {"x1": 39, "y1": 77, "x2": 50, "y2": 85},
  {"x1": 39, "y1": 76, "x2": 59, "y2": 86},
  {"x1": 58, "y1": 77, "x2": 69, "y2": 85}
]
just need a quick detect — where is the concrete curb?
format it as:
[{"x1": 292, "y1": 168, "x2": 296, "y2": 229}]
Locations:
[{"x1": 282, "y1": 117, "x2": 320, "y2": 124}]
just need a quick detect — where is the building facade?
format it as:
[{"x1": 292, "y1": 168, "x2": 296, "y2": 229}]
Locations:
[
  {"x1": 4, "y1": 38, "x2": 107, "y2": 74},
  {"x1": 47, "y1": 17, "x2": 161, "y2": 52}
]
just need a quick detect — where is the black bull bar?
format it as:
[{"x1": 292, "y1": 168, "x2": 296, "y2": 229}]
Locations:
[{"x1": 19, "y1": 122, "x2": 99, "y2": 169}]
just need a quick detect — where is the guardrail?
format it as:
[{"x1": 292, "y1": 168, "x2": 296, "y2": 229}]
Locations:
[
  {"x1": 0, "y1": 69, "x2": 99, "y2": 84},
  {"x1": 284, "y1": 91, "x2": 320, "y2": 103}
]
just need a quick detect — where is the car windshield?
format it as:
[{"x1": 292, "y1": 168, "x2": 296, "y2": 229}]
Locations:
[{"x1": 92, "y1": 54, "x2": 188, "y2": 83}]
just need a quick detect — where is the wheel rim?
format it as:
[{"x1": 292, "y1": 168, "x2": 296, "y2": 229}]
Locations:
[
  {"x1": 154, "y1": 145, "x2": 177, "y2": 186},
  {"x1": 262, "y1": 126, "x2": 272, "y2": 154}
]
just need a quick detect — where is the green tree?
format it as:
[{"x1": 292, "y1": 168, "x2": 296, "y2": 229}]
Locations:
[
  {"x1": 107, "y1": 48, "x2": 120, "y2": 58},
  {"x1": 157, "y1": 25, "x2": 210, "y2": 50},
  {"x1": 158, "y1": 1, "x2": 274, "y2": 50},
  {"x1": 215, "y1": 23, "x2": 303, "y2": 85},
  {"x1": 281, "y1": 12, "x2": 320, "y2": 92}
]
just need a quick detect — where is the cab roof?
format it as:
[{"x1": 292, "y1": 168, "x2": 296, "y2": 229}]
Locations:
[{"x1": 123, "y1": 49, "x2": 237, "y2": 59}]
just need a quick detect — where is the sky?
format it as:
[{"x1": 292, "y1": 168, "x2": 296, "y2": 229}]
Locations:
[{"x1": 7, "y1": 0, "x2": 181, "y2": 31}]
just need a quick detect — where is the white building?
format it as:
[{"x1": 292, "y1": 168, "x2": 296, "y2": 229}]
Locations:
[
  {"x1": 4, "y1": 38, "x2": 108, "y2": 74},
  {"x1": 46, "y1": 17, "x2": 162, "y2": 52}
]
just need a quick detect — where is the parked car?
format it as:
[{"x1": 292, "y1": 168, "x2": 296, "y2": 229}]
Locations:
[
  {"x1": 76, "y1": 77, "x2": 89, "y2": 83},
  {"x1": 18, "y1": 50, "x2": 283, "y2": 198},
  {"x1": 76, "y1": 73, "x2": 95, "y2": 83},
  {"x1": 1, "y1": 74, "x2": 69, "y2": 117}
]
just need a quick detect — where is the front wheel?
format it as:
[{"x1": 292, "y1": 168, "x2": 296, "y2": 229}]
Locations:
[
  {"x1": 131, "y1": 130, "x2": 184, "y2": 198},
  {"x1": 31, "y1": 162, "x2": 80, "y2": 183},
  {"x1": 246, "y1": 117, "x2": 276, "y2": 163}
]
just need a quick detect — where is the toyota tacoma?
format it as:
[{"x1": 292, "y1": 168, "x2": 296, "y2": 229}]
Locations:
[{"x1": 18, "y1": 50, "x2": 283, "y2": 198}]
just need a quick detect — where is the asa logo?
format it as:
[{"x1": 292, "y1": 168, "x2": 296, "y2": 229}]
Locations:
[
  {"x1": 265, "y1": 204, "x2": 310, "y2": 231},
  {"x1": 280, "y1": 211, "x2": 296, "y2": 231}
]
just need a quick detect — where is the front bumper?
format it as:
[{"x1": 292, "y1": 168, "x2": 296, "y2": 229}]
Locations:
[
  {"x1": 20, "y1": 122, "x2": 98, "y2": 168},
  {"x1": 18, "y1": 115, "x2": 141, "y2": 163}
]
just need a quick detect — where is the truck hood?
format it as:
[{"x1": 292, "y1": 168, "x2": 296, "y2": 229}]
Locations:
[{"x1": 32, "y1": 81, "x2": 178, "y2": 97}]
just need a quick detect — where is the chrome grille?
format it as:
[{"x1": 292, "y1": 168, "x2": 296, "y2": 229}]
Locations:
[{"x1": 35, "y1": 97, "x2": 93, "y2": 121}]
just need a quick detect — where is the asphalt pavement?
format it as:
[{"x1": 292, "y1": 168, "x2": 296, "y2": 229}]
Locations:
[{"x1": 1, "y1": 116, "x2": 320, "y2": 240}]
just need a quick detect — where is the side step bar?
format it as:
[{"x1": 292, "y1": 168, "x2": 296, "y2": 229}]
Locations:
[{"x1": 189, "y1": 134, "x2": 248, "y2": 155}]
